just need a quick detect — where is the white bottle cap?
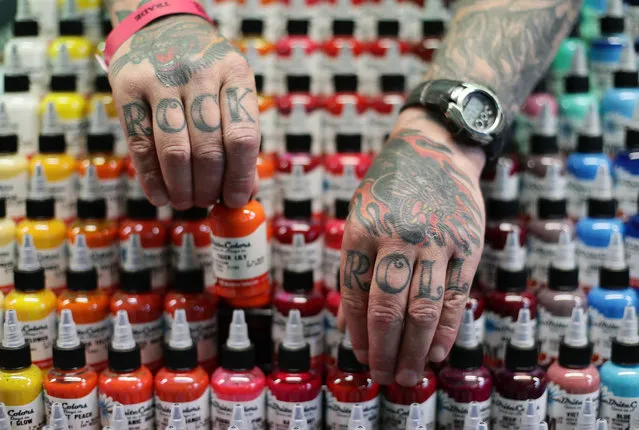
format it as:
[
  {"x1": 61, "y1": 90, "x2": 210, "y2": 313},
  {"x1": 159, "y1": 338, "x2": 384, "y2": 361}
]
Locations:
[
  {"x1": 552, "y1": 229, "x2": 576, "y2": 271},
  {"x1": 42, "y1": 102, "x2": 62, "y2": 137},
  {"x1": 229, "y1": 404, "x2": 247, "y2": 430},
  {"x1": 455, "y1": 308, "x2": 478, "y2": 349},
  {"x1": 404, "y1": 403, "x2": 423, "y2": 430},
  {"x1": 226, "y1": 310, "x2": 251, "y2": 350},
  {"x1": 169, "y1": 309, "x2": 193, "y2": 350},
  {"x1": 535, "y1": 102, "x2": 557, "y2": 138},
  {"x1": 618, "y1": 42, "x2": 637, "y2": 73},
  {"x1": 423, "y1": 0, "x2": 450, "y2": 21},
  {"x1": 109, "y1": 403, "x2": 127, "y2": 430},
  {"x1": 56, "y1": 309, "x2": 80, "y2": 349},
  {"x1": 603, "y1": 231, "x2": 626, "y2": 271},
  {"x1": 618, "y1": 305, "x2": 639, "y2": 344},
  {"x1": 289, "y1": 404, "x2": 308, "y2": 430},
  {"x1": 576, "y1": 398, "x2": 596, "y2": 430},
  {"x1": 606, "y1": 0, "x2": 623, "y2": 17},
  {"x1": 49, "y1": 402, "x2": 69, "y2": 430},
  {"x1": 29, "y1": 163, "x2": 50, "y2": 201},
  {"x1": 0, "y1": 403, "x2": 9, "y2": 430},
  {"x1": 579, "y1": 104, "x2": 601, "y2": 139},
  {"x1": 169, "y1": 404, "x2": 186, "y2": 430},
  {"x1": 570, "y1": 45, "x2": 588, "y2": 78},
  {"x1": 335, "y1": 45, "x2": 354, "y2": 72},
  {"x1": 542, "y1": 162, "x2": 566, "y2": 201},
  {"x1": 493, "y1": 158, "x2": 517, "y2": 200},
  {"x1": 347, "y1": 404, "x2": 366, "y2": 430},
  {"x1": 462, "y1": 402, "x2": 480, "y2": 430},
  {"x1": 176, "y1": 233, "x2": 198, "y2": 270},
  {"x1": 511, "y1": 308, "x2": 535, "y2": 349},
  {"x1": 52, "y1": 44, "x2": 73, "y2": 76},
  {"x1": 61, "y1": 0, "x2": 79, "y2": 19},
  {"x1": 596, "y1": 419, "x2": 608, "y2": 430},
  {"x1": 522, "y1": 400, "x2": 538, "y2": 430},
  {"x1": 89, "y1": 101, "x2": 112, "y2": 136},
  {"x1": 539, "y1": 423, "x2": 548, "y2": 430},
  {"x1": 591, "y1": 163, "x2": 613, "y2": 200},
  {"x1": 477, "y1": 424, "x2": 488, "y2": 430},
  {"x1": 111, "y1": 310, "x2": 136, "y2": 351},
  {"x1": 283, "y1": 310, "x2": 306, "y2": 350},
  {"x1": 5, "y1": 44, "x2": 22, "y2": 75},
  {"x1": 122, "y1": 234, "x2": 145, "y2": 272},
  {"x1": 499, "y1": 230, "x2": 526, "y2": 272},
  {"x1": 16, "y1": 0, "x2": 34, "y2": 20},
  {"x1": 2, "y1": 310, "x2": 25, "y2": 349},
  {"x1": 564, "y1": 307, "x2": 588, "y2": 348},
  {"x1": 70, "y1": 234, "x2": 93, "y2": 272},
  {"x1": 18, "y1": 233, "x2": 41, "y2": 272}
]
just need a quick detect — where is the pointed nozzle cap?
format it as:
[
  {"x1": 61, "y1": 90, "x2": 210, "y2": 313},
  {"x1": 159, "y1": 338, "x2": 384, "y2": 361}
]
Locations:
[
  {"x1": 289, "y1": 404, "x2": 308, "y2": 430},
  {"x1": 347, "y1": 404, "x2": 366, "y2": 429},
  {"x1": 42, "y1": 102, "x2": 61, "y2": 136},
  {"x1": 89, "y1": 101, "x2": 111, "y2": 135},
  {"x1": 49, "y1": 402, "x2": 69, "y2": 430},
  {"x1": 619, "y1": 305, "x2": 639, "y2": 344},
  {"x1": 455, "y1": 308, "x2": 478, "y2": 349},
  {"x1": 607, "y1": 0, "x2": 623, "y2": 17},
  {"x1": 176, "y1": 233, "x2": 198, "y2": 270},
  {"x1": 52, "y1": 44, "x2": 73, "y2": 75},
  {"x1": 169, "y1": 309, "x2": 193, "y2": 350},
  {"x1": 499, "y1": 230, "x2": 525, "y2": 272},
  {"x1": 539, "y1": 423, "x2": 548, "y2": 430},
  {"x1": 542, "y1": 162, "x2": 565, "y2": 201},
  {"x1": 70, "y1": 234, "x2": 93, "y2": 272},
  {"x1": 591, "y1": 163, "x2": 613, "y2": 200},
  {"x1": 522, "y1": 400, "x2": 537, "y2": 429},
  {"x1": 403, "y1": 403, "x2": 422, "y2": 430},
  {"x1": 62, "y1": 0, "x2": 78, "y2": 19},
  {"x1": 478, "y1": 424, "x2": 488, "y2": 430},
  {"x1": 283, "y1": 310, "x2": 306, "y2": 350},
  {"x1": 18, "y1": 233, "x2": 41, "y2": 272},
  {"x1": 552, "y1": 229, "x2": 576, "y2": 271},
  {"x1": 110, "y1": 403, "x2": 127, "y2": 430},
  {"x1": 111, "y1": 310, "x2": 136, "y2": 350},
  {"x1": 535, "y1": 103, "x2": 557, "y2": 137},
  {"x1": 462, "y1": 402, "x2": 480, "y2": 430},
  {"x1": 570, "y1": 44, "x2": 588, "y2": 77},
  {"x1": 511, "y1": 308, "x2": 535, "y2": 349},
  {"x1": 0, "y1": 403, "x2": 8, "y2": 430},
  {"x1": 619, "y1": 43, "x2": 637, "y2": 72},
  {"x1": 169, "y1": 404, "x2": 186, "y2": 430},
  {"x1": 577, "y1": 398, "x2": 596, "y2": 429},
  {"x1": 564, "y1": 307, "x2": 588, "y2": 348},
  {"x1": 122, "y1": 234, "x2": 145, "y2": 271},
  {"x1": 604, "y1": 231, "x2": 626, "y2": 271},
  {"x1": 56, "y1": 309, "x2": 80, "y2": 349},
  {"x1": 29, "y1": 163, "x2": 51, "y2": 200},
  {"x1": 596, "y1": 419, "x2": 608, "y2": 430},
  {"x1": 5, "y1": 44, "x2": 22, "y2": 73},
  {"x1": 229, "y1": 404, "x2": 247, "y2": 430},
  {"x1": 2, "y1": 310, "x2": 25, "y2": 348},
  {"x1": 227, "y1": 310, "x2": 251, "y2": 350},
  {"x1": 580, "y1": 104, "x2": 601, "y2": 138}
]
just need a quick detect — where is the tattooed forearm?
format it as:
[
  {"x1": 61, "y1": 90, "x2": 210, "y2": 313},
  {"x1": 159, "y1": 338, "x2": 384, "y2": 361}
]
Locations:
[
  {"x1": 344, "y1": 250, "x2": 372, "y2": 292},
  {"x1": 415, "y1": 260, "x2": 444, "y2": 300},
  {"x1": 375, "y1": 253, "x2": 412, "y2": 295},
  {"x1": 426, "y1": 0, "x2": 580, "y2": 122}
]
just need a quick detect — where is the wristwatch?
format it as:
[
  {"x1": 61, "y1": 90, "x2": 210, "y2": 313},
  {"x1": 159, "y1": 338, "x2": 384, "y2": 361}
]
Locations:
[{"x1": 401, "y1": 79, "x2": 506, "y2": 158}]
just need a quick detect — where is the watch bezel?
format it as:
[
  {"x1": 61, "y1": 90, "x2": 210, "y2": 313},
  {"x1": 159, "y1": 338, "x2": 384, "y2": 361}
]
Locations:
[{"x1": 447, "y1": 84, "x2": 505, "y2": 145}]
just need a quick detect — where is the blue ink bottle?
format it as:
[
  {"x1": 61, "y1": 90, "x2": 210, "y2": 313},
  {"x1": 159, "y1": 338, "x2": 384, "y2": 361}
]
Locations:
[{"x1": 589, "y1": 0, "x2": 628, "y2": 96}]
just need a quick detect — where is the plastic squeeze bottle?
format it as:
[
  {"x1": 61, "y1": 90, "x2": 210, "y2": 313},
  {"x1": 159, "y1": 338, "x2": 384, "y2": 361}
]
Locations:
[
  {"x1": 0, "y1": 199, "x2": 17, "y2": 295},
  {"x1": 614, "y1": 103, "x2": 639, "y2": 220},
  {"x1": 171, "y1": 207, "x2": 215, "y2": 292},
  {"x1": 0, "y1": 118, "x2": 28, "y2": 223}
]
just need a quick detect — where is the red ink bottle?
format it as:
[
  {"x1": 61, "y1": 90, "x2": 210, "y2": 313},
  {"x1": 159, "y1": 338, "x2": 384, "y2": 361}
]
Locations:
[
  {"x1": 323, "y1": 75, "x2": 370, "y2": 155},
  {"x1": 267, "y1": 310, "x2": 323, "y2": 429},
  {"x1": 98, "y1": 310, "x2": 155, "y2": 430},
  {"x1": 484, "y1": 232, "x2": 536, "y2": 370},
  {"x1": 325, "y1": 278, "x2": 341, "y2": 368},
  {"x1": 491, "y1": 308, "x2": 548, "y2": 430},
  {"x1": 370, "y1": 72, "x2": 406, "y2": 154},
  {"x1": 110, "y1": 267, "x2": 164, "y2": 373},
  {"x1": 380, "y1": 368, "x2": 436, "y2": 429},
  {"x1": 155, "y1": 309, "x2": 210, "y2": 430},
  {"x1": 437, "y1": 309, "x2": 492, "y2": 429},
  {"x1": 413, "y1": 15, "x2": 446, "y2": 65},
  {"x1": 211, "y1": 310, "x2": 266, "y2": 430},
  {"x1": 323, "y1": 200, "x2": 348, "y2": 295},
  {"x1": 326, "y1": 330, "x2": 380, "y2": 429},
  {"x1": 164, "y1": 266, "x2": 218, "y2": 374}
]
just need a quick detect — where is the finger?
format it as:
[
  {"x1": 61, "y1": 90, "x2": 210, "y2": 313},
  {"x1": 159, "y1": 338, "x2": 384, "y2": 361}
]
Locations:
[
  {"x1": 394, "y1": 256, "x2": 449, "y2": 386},
  {"x1": 116, "y1": 95, "x2": 168, "y2": 206},
  {"x1": 184, "y1": 87, "x2": 225, "y2": 207},
  {"x1": 429, "y1": 256, "x2": 477, "y2": 362},
  {"x1": 367, "y1": 249, "x2": 416, "y2": 385},
  {"x1": 218, "y1": 60, "x2": 260, "y2": 208}
]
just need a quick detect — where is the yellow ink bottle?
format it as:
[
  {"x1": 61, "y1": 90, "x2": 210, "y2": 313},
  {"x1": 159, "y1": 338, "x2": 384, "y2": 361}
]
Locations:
[
  {"x1": 91, "y1": 75, "x2": 126, "y2": 156},
  {"x1": 0, "y1": 310, "x2": 45, "y2": 429},
  {"x1": 18, "y1": 169, "x2": 68, "y2": 295},
  {"x1": 0, "y1": 119, "x2": 28, "y2": 224},
  {"x1": 0, "y1": 199, "x2": 17, "y2": 297}
]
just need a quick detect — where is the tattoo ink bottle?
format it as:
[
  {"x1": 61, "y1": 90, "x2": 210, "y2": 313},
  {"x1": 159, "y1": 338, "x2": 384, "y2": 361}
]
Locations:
[
  {"x1": 546, "y1": 307, "x2": 600, "y2": 430},
  {"x1": 106, "y1": 402, "x2": 127, "y2": 430},
  {"x1": 588, "y1": 232, "x2": 637, "y2": 365},
  {"x1": 324, "y1": 134, "x2": 373, "y2": 215},
  {"x1": 325, "y1": 284, "x2": 341, "y2": 368},
  {"x1": 625, "y1": 196, "x2": 639, "y2": 290},
  {"x1": 437, "y1": 309, "x2": 492, "y2": 429},
  {"x1": 69, "y1": 197, "x2": 119, "y2": 295},
  {"x1": 32, "y1": 102, "x2": 78, "y2": 225},
  {"x1": 599, "y1": 305, "x2": 639, "y2": 429},
  {"x1": 549, "y1": 22, "x2": 587, "y2": 96},
  {"x1": 170, "y1": 207, "x2": 215, "y2": 294},
  {"x1": 323, "y1": 200, "x2": 348, "y2": 295},
  {"x1": 256, "y1": 146, "x2": 277, "y2": 222},
  {"x1": 480, "y1": 152, "x2": 520, "y2": 203},
  {"x1": 164, "y1": 266, "x2": 218, "y2": 374},
  {"x1": 326, "y1": 330, "x2": 380, "y2": 429},
  {"x1": 324, "y1": 74, "x2": 370, "y2": 155},
  {"x1": 557, "y1": 45, "x2": 599, "y2": 153},
  {"x1": 276, "y1": 134, "x2": 324, "y2": 219},
  {"x1": 78, "y1": 102, "x2": 125, "y2": 222},
  {"x1": 209, "y1": 199, "x2": 271, "y2": 304},
  {"x1": 110, "y1": 267, "x2": 164, "y2": 373},
  {"x1": 155, "y1": 309, "x2": 210, "y2": 430},
  {"x1": 536, "y1": 230, "x2": 585, "y2": 367},
  {"x1": 516, "y1": 79, "x2": 558, "y2": 155},
  {"x1": 124, "y1": 162, "x2": 172, "y2": 222},
  {"x1": 614, "y1": 105, "x2": 639, "y2": 220},
  {"x1": 484, "y1": 231, "x2": 536, "y2": 370},
  {"x1": 57, "y1": 234, "x2": 111, "y2": 372},
  {"x1": 575, "y1": 163, "x2": 624, "y2": 292},
  {"x1": 120, "y1": 199, "x2": 170, "y2": 293},
  {"x1": 267, "y1": 310, "x2": 323, "y2": 430},
  {"x1": 0, "y1": 199, "x2": 16, "y2": 296},
  {"x1": 589, "y1": 0, "x2": 628, "y2": 96},
  {"x1": 0, "y1": 125, "x2": 28, "y2": 224},
  {"x1": 0, "y1": 310, "x2": 46, "y2": 429},
  {"x1": 370, "y1": 72, "x2": 406, "y2": 154},
  {"x1": 43, "y1": 309, "x2": 99, "y2": 430},
  {"x1": 90, "y1": 75, "x2": 126, "y2": 157},
  {"x1": 6, "y1": 234, "x2": 57, "y2": 370},
  {"x1": 491, "y1": 308, "x2": 548, "y2": 430},
  {"x1": 98, "y1": 311, "x2": 154, "y2": 430},
  {"x1": 211, "y1": 310, "x2": 266, "y2": 430},
  {"x1": 381, "y1": 365, "x2": 436, "y2": 427}
]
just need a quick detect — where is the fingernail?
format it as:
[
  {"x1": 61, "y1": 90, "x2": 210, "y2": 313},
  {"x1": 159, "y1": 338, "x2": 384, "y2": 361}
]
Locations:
[
  {"x1": 353, "y1": 349, "x2": 369, "y2": 364},
  {"x1": 429, "y1": 345, "x2": 447, "y2": 362},
  {"x1": 225, "y1": 192, "x2": 249, "y2": 208},
  {"x1": 149, "y1": 189, "x2": 168, "y2": 206},
  {"x1": 395, "y1": 370, "x2": 419, "y2": 387},
  {"x1": 370, "y1": 370, "x2": 394, "y2": 385}
]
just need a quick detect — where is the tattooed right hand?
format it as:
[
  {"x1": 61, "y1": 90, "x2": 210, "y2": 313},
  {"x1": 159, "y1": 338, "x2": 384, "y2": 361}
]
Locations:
[
  {"x1": 108, "y1": 15, "x2": 260, "y2": 209},
  {"x1": 340, "y1": 109, "x2": 486, "y2": 387}
]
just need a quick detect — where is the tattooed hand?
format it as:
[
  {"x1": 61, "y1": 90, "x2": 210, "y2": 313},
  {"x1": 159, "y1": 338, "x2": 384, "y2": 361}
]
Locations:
[
  {"x1": 340, "y1": 108, "x2": 486, "y2": 387},
  {"x1": 108, "y1": 13, "x2": 259, "y2": 208}
]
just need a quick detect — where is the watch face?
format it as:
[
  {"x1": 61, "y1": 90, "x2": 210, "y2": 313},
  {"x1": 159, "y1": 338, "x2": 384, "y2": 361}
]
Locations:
[{"x1": 462, "y1": 91, "x2": 498, "y2": 131}]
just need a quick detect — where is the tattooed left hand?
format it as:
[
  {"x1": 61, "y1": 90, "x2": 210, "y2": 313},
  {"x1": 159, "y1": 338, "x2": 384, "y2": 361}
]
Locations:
[{"x1": 340, "y1": 108, "x2": 486, "y2": 387}]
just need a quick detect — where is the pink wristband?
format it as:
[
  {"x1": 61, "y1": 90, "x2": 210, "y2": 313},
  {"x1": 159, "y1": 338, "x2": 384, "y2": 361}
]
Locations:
[{"x1": 103, "y1": 0, "x2": 213, "y2": 66}]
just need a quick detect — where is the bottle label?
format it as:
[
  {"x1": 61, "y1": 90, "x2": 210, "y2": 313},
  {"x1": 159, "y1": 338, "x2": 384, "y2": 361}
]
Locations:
[
  {"x1": 326, "y1": 165, "x2": 362, "y2": 202},
  {"x1": 6, "y1": 392, "x2": 45, "y2": 430},
  {"x1": 527, "y1": 236, "x2": 559, "y2": 287},
  {"x1": 615, "y1": 165, "x2": 639, "y2": 218},
  {"x1": 591, "y1": 61, "x2": 617, "y2": 95},
  {"x1": 566, "y1": 174, "x2": 591, "y2": 219},
  {"x1": 46, "y1": 174, "x2": 77, "y2": 222},
  {"x1": 325, "y1": 392, "x2": 379, "y2": 430},
  {"x1": 211, "y1": 389, "x2": 265, "y2": 430},
  {"x1": 537, "y1": 306, "x2": 571, "y2": 366},
  {"x1": 576, "y1": 239, "x2": 607, "y2": 291},
  {"x1": 0, "y1": 238, "x2": 15, "y2": 290},
  {"x1": 0, "y1": 169, "x2": 27, "y2": 219},
  {"x1": 120, "y1": 237, "x2": 169, "y2": 291},
  {"x1": 484, "y1": 311, "x2": 518, "y2": 368},
  {"x1": 603, "y1": 112, "x2": 629, "y2": 155},
  {"x1": 128, "y1": 318, "x2": 163, "y2": 367},
  {"x1": 547, "y1": 383, "x2": 599, "y2": 430},
  {"x1": 266, "y1": 389, "x2": 322, "y2": 430},
  {"x1": 76, "y1": 317, "x2": 111, "y2": 370},
  {"x1": 436, "y1": 390, "x2": 490, "y2": 430},
  {"x1": 156, "y1": 388, "x2": 210, "y2": 430},
  {"x1": 627, "y1": 235, "x2": 639, "y2": 288},
  {"x1": 520, "y1": 172, "x2": 545, "y2": 218},
  {"x1": 272, "y1": 310, "x2": 325, "y2": 358},
  {"x1": 78, "y1": 176, "x2": 125, "y2": 220},
  {"x1": 45, "y1": 387, "x2": 100, "y2": 430},
  {"x1": 273, "y1": 235, "x2": 323, "y2": 285},
  {"x1": 86, "y1": 244, "x2": 119, "y2": 291},
  {"x1": 38, "y1": 242, "x2": 67, "y2": 293},
  {"x1": 324, "y1": 309, "x2": 340, "y2": 362},
  {"x1": 491, "y1": 391, "x2": 547, "y2": 430},
  {"x1": 256, "y1": 176, "x2": 276, "y2": 220},
  {"x1": 381, "y1": 395, "x2": 436, "y2": 430},
  {"x1": 589, "y1": 306, "x2": 623, "y2": 365},
  {"x1": 21, "y1": 310, "x2": 56, "y2": 368},
  {"x1": 600, "y1": 384, "x2": 639, "y2": 430},
  {"x1": 164, "y1": 313, "x2": 218, "y2": 365},
  {"x1": 211, "y1": 221, "x2": 269, "y2": 287},
  {"x1": 277, "y1": 164, "x2": 323, "y2": 201},
  {"x1": 98, "y1": 394, "x2": 155, "y2": 430},
  {"x1": 323, "y1": 245, "x2": 341, "y2": 292}
]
